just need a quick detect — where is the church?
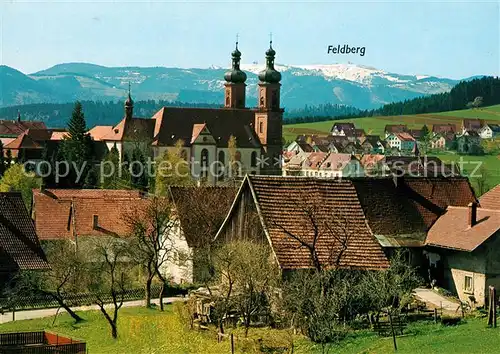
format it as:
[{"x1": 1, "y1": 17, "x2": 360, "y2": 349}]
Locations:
[{"x1": 90, "y1": 41, "x2": 284, "y2": 184}]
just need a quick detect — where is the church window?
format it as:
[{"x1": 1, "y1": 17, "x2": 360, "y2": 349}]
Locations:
[
  {"x1": 259, "y1": 121, "x2": 264, "y2": 134},
  {"x1": 251, "y1": 151, "x2": 257, "y2": 167},
  {"x1": 201, "y1": 148, "x2": 209, "y2": 178}
]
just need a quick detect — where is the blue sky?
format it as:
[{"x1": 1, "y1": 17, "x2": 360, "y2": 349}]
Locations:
[{"x1": 1, "y1": 0, "x2": 499, "y2": 78}]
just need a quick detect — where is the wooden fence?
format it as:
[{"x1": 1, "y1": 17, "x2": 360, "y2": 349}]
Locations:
[{"x1": 0, "y1": 331, "x2": 86, "y2": 353}]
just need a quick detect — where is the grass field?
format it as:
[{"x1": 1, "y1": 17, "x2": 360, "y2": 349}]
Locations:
[
  {"x1": 283, "y1": 104, "x2": 500, "y2": 142},
  {"x1": 0, "y1": 306, "x2": 499, "y2": 353}
]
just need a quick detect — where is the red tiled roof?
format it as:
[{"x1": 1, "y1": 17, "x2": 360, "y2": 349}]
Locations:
[
  {"x1": 385, "y1": 125, "x2": 407, "y2": 134},
  {"x1": 191, "y1": 123, "x2": 207, "y2": 144},
  {"x1": 232, "y1": 176, "x2": 390, "y2": 270},
  {"x1": 396, "y1": 132, "x2": 416, "y2": 142},
  {"x1": 0, "y1": 192, "x2": 49, "y2": 270},
  {"x1": 319, "y1": 153, "x2": 353, "y2": 171},
  {"x1": 0, "y1": 120, "x2": 47, "y2": 137},
  {"x1": 102, "y1": 117, "x2": 155, "y2": 142},
  {"x1": 426, "y1": 207, "x2": 500, "y2": 251},
  {"x1": 433, "y1": 124, "x2": 456, "y2": 134},
  {"x1": 462, "y1": 119, "x2": 483, "y2": 131},
  {"x1": 88, "y1": 126, "x2": 114, "y2": 141},
  {"x1": 32, "y1": 189, "x2": 145, "y2": 240},
  {"x1": 479, "y1": 184, "x2": 500, "y2": 210},
  {"x1": 4, "y1": 133, "x2": 43, "y2": 150}
]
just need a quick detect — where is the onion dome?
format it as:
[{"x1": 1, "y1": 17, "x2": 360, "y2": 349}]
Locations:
[
  {"x1": 258, "y1": 41, "x2": 281, "y2": 84},
  {"x1": 224, "y1": 42, "x2": 247, "y2": 84}
]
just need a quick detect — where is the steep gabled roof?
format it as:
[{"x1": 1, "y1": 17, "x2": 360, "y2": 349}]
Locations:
[
  {"x1": 479, "y1": 184, "x2": 500, "y2": 210},
  {"x1": 462, "y1": 119, "x2": 483, "y2": 131},
  {"x1": 169, "y1": 186, "x2": 237, "y2": 248},
  {"x1": 426, "y1": 207, "x2": 500, "y2": 252},
  {"x1": 217, "y1": 176, "x2": 390, "y2": 271},
  {"x1": 0, "y1": 120, "x2": 47, "y2": 137},
  {"x1": 152, "y1": 107, "x2": 262, "y2": 148},
  {"x1": 102, "y1": 117, "x2": 155, "y2": 142},
  {"x1": 331, "y1": 122, "x2": 356, "y2": 132},
  {"x1": 0, "y1": 193, "x2": 49, "y2": 271}
]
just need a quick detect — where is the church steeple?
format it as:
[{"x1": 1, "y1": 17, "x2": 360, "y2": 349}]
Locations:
[
  {"x1": 258, "y1": 38, "x2": 281, "y2": 84},
  {"x1": 223, "y1": 38, "x2": 247, "y2": 109},
  {"x1": 125, "y1": 82, "x2": 133, "y2": 120}
]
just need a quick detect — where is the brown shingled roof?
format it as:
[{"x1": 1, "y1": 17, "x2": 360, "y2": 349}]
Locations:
[
  {"x1": 170, "y1": 186, "x2": 237, "y2": 248},
  {"x1": 426, "y1": 206, "x2": 500, "y2": 251},
  {"x1": 0, "y1": 193, "x2": 49, "y2": 271},
  {"x1": 479, "y1": 184, "x2": 500, "y2": 209},
  {"x1": 220, "y1": 176, "x2": 390, "y2": 270},
  {"x1": 0, "y1": 120, "x2": 47, "y2": 137}
]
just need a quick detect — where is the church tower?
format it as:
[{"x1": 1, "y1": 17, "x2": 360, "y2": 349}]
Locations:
[
  {"x1": 224, "y1": 42, "x2": 247, "y2": 109},
  {"x1": 255, "y1": 41, "x2": 284, "y2": 174},
  {"x1": 125, "y1": 83, "x2": 134, "y2": 120}
]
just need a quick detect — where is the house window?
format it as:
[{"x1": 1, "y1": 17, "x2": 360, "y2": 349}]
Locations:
[{"x1": 464, "y1": 275, "x2": 474, "y2": 293}]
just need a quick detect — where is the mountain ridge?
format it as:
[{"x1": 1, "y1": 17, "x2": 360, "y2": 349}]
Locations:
[{"x1": 1, "y1": 63, "x2": 485, "y2": 110}]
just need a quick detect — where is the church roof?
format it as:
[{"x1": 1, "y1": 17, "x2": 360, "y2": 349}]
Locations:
[{"x1": 152, "y1": 107, "x2": 262, "y2": 148}]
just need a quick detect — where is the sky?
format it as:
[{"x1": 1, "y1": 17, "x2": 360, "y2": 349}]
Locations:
[{"x1": 1, "y1": 0, "x2": 499, "y2": 79}]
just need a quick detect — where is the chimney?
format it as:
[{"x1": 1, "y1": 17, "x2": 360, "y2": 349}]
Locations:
[
  {"x1": 93, "y1": 215, "x2": 99, "y2": 230},
  {"x1": 468, "y1": 202, "x2": 478, "y2": 227}
]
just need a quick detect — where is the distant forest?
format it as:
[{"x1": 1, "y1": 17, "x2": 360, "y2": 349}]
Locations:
[
  {"x1": 1, "y1": 77, "x2": 498, "y2": 128},
  {"x1": 346, "y1": 76, "x2": 500, "y2": 118},
  {"x1": 0, "y1": 100, "x2": 222, "y2": 128}
]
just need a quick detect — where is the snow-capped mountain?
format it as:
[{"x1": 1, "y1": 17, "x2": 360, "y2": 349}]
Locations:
[{"x1": 0, "y1": 63, "x2": 464, "y2": 109}]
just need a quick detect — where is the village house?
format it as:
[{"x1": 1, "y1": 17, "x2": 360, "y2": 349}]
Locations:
[
  {"x1": 432, "y1": 123, "x2": 457, "y2": 136},
  {"x1": 384, "y1": 124, "x2": 408, "y2": 139},
  {"x1": 317, "y1": 153, "x2": 364, "y2": 178},
  {"x1": 425, "y1": 202, "x2": 500, "y2": 307},
  {"x1": 32, "y1": 188, "x2": 199, "y2": 283},
  {"x1": 330, "y1": 122, "x2": 356, "y2": 136},
  {"x1": 168, "y1": 186, "x2": 236, "y2": 283},
  {"x1": 214, "y1": 175, "x2": 476, "y2": 281},
  {"x1": 215, "y1": 175, "x2": 390, "y2": 274},
  {"x1": 0, "y1": 192, "x2": 49, "y2": 287},
  {"x1": 478, "y1": 123, "x2": 500, "y2": 139},
  {"x1": 461, "y1": 119, "x2": 483, "y2": 135},
  {"x1": 90, "y1": 43, "x2": 284, "y2": 184},
  {"x1": 284, "y1": 141, "x2": 314, "y2": 154},
  {"x1": 359, "y1": 135, "x2": 386, "y2": 154},
  {"x1": 386, "y1": 132, "x2": 416, "y2": 152},
  {"x1": 429, "y1": 134, "x2": 447, "y2": 150}
]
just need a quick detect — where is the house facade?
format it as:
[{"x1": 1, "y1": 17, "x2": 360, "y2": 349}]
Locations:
[
  {"x1": 425, "y1": 203, "x2": 500, "y2": 307},
  {"x1": 386, "y1": 132, "x2": 416, "y2": 151},
  {"x1": 478, "y1": 124, "x2": 500, "y2": 139}
]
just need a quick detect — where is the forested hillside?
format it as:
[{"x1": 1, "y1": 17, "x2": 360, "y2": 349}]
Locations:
[{"x1": 0, "y1": 100, "x2": 221, "y2": 128}]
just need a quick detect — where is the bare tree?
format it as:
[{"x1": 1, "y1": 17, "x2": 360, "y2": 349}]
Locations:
[
  {"x1": 123, "y1": 196, "x2": 175, "y2": 310},
  {"x1": 81, "y1": 238, "x2": 132, "y2": 339},
  {"x1": 271, "y1": 191, "x2": 355, "y2": 272},
  {"x1": 170, "y1": 186, "x2": 236, "y2": 286},
  {"x1": 9, "y1": 240, "x2": 84, "y2": 323}
]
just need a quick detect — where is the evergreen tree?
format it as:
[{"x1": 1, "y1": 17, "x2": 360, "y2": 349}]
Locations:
[
  {"x1": 61, "y1": 101, "x2": 94, "y2": 187},
  {"x1": 131, "y1": 146, "x2": 148, "y2": 191},
  {"x1": 101, "y1": 144, "x2": 120, "y2": 189}
]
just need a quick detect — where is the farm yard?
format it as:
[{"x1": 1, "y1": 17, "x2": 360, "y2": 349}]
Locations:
[{"x1": 0, "y1": 306, "x2": 498, "y2": 354}]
